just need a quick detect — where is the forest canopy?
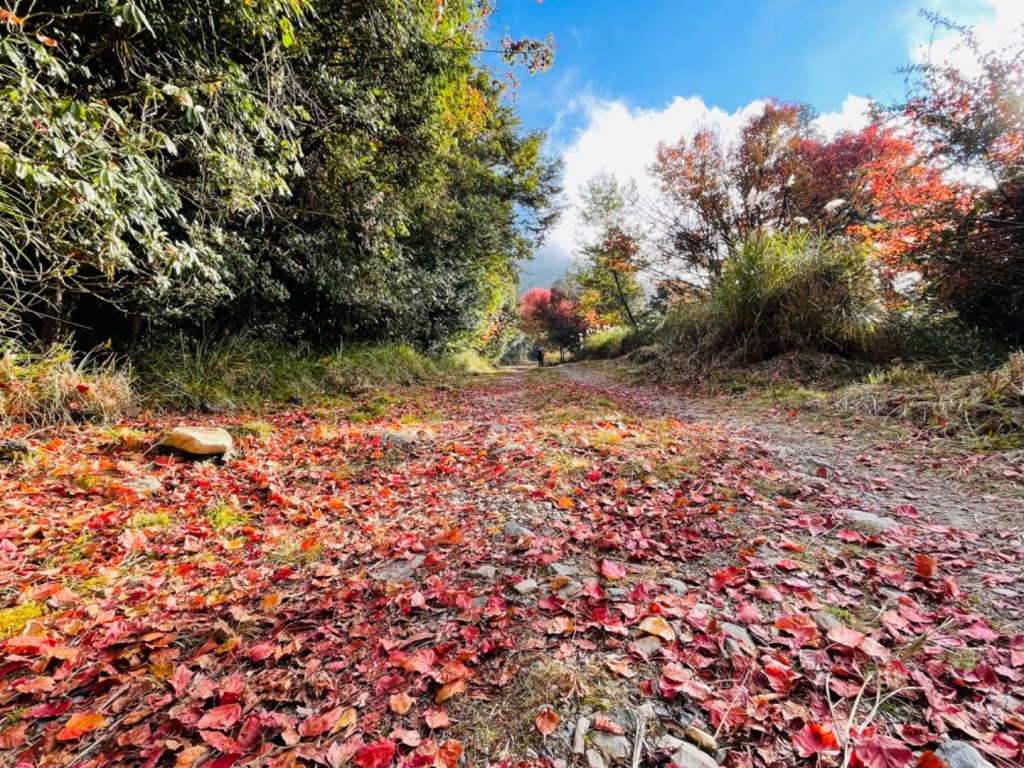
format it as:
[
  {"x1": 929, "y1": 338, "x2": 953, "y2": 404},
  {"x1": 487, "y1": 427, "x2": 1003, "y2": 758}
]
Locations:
[{"x1": 0, "y1": 0, "x2": 561, "y2": 356}]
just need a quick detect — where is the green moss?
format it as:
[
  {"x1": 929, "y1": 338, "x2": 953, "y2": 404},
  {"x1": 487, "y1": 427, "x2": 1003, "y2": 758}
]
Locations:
[
  {"x1": 206, "y1": 499, "x2": 248, "y2": 530},
  {"x1": 0, "y1": 602, "x2": 45, "y2": 639},
  {"x1": 132, "y1": 511, "x2": 173, "y2": 529}
]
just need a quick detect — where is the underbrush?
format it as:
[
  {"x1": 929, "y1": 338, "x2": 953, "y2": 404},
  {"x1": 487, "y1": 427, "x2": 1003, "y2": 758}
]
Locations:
[
  {"x1": 138, "y1": 338, "x2": 462, "y2": 410},
  {"x1": 578, "y1": 326, "x2": 651, "y2": 360},
  {"x1": 0, "y1": 343, "x2": 134, "y2": 426},
  {"x1": 1, "y1": 337, "x2": 494, "y2": 424},
  {"x1": 834, "y1": 352, "x2": 1024, "y2": 448}
]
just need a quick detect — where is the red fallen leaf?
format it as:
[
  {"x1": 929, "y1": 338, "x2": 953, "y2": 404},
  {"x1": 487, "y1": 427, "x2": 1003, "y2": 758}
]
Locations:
[
  {"x1": 593, "y1": 715, "x2": 625, "y2": 735},
  {"x1": 915, "y1": 752, "x2": 948, "y2": 768},
  {"x1": 587, "y1": 469, "x2": 601, "y2": 482},
  {"x1": 600, "y1": 559, "x2": 626, "y2": 580},
  {"x1": 851, "y1": 734, "x2": 913, "y2": 768},
  {"x1": 736, "y1": 600, "x2": 761, "y2": 624},
  {"x1": 914, "y1": 554, "x2": 937, "y2": 579},
  {"x1": 764, "y1": 659, "x2": 797, "y2": 693},
  {"x1": 197, "y1": 703, "x2": 242, "y2": 731},
  {"x1": 436, "y1": 739, "x2": 463, "y2": 768},
  {"x1": 960, "y1": 619, "x2": 999, "y2": 642},
  {"x1": 424, "y1": 708, "x2": 450, "y2": 729},
  {"x1": 792, "y1": 721, "x2": 841, "y2": 758},
  {"x1": 535, "y1": 706, "x2": 559, "y2": 737},
  {"x1": 75, "y1": 382, "x2": 90, "y2": 393},
  {"x1": 775, "y1": 614, "x2": 820, "y2": 646},
  {"x1": 27, "y1": 699, "x2": 72, "y2": 718},
  {"x1": 775, "y1": 558, "x2": 803, "y2": 571},
  {"x1": 828, "y1": 624, "x2": 867, "y2": 648},
  {"x1": 353, "y1": 739, "x2": 396, "y2": 768},
  {"x1": 389, "y1": 692, "x2": 413, "y2": 715},
  {"x1": 57, "y1": 712, "x2": 106, "y2": 741},
  {"x1": 299, "y1": 705, "x2": 347, "y2": 738},
  {"x1": 752, "y1": 585, "x2": 783, "y2": 602}
]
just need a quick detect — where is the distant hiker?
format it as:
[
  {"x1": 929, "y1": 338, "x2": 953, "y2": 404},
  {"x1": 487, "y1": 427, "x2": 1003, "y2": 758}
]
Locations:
[{"x1": 533, "y1": 346, "x2": 545, "y2": 367}]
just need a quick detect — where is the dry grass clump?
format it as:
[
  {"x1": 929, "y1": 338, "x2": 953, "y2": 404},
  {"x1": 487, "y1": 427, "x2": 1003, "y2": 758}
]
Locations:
[
  {"x1": 0, "y1": 343, "x2": 134, "y2": 426},
  {"x1": 834, "y1": 352, "x2": 1024, "y2": 447}
]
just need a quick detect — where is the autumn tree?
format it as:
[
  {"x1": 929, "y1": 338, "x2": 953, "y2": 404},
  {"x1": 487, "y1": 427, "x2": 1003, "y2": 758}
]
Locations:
[
  {"x1": 519, "y1": 285, "x2": 589, "y2": 360},
  {"x1": 650, "y1": 100, "x2": 940, "y2": 289},
  {"x1": 892, "y1": 16, "x2": 1024, "y2": 342},
  {"x1": 573, "y1": 174, "x2": 647, "y2": 328}
]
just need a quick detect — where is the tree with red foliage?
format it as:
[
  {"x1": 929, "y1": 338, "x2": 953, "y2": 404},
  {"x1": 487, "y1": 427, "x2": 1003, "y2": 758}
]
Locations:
[
  {"x1": 891, "y1": 15, "x2": 1024, "y2": 342},
  {"x1": 519, "y1": 285, "x2": 589, "y2": 361},
  {"x1": 650, "y1": 100, "x2": 943, "y2": 288}
]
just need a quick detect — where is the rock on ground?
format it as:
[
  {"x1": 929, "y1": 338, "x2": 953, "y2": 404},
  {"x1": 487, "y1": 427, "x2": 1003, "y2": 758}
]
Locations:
[
  {"x1": 162, "y1": 426, "x2": 233, "y2": 456},
  {"x1": 933, "y1": 740, "x2": 995, "y2": 768}
]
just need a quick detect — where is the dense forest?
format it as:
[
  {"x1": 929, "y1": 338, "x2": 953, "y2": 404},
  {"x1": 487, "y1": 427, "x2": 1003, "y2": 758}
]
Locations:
[{"x1": 1, "y1": 0, "x2": 560, "y2": 358}]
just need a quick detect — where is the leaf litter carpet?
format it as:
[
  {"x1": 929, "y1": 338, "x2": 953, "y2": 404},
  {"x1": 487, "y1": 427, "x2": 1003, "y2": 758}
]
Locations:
[{"x1": 1, "y1": 368, "x2": 1022, "y2": 767}]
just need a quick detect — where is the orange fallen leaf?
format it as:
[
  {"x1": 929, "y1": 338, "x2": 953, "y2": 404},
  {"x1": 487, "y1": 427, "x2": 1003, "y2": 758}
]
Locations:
[
  {"x1": 535, "y1": 706, "x2": 559, "y2": 737},
  {"x1": 57, "y1": 712, "x2": 106, "y2": 741},
  {"x1": 435, "y1": 679, "x2": 466, "y2": 703},
  {"x1": 639, "y1": 615, "x2": 676, "y2": 642},
  {"x1": 389, "y1": 691, "x2": 414, "y2": 715}
]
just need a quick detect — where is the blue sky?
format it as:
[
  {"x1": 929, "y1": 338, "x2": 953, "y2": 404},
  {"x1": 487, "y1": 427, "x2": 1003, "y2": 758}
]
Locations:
[{"x1": 488, "y1": 0, "x2": 1017, "y2": 289}]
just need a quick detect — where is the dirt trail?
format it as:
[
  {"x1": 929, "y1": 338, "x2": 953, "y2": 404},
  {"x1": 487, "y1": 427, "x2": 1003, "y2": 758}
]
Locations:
[
  {"x1": 555, "y1": 361, "x2": 1024, "y2": 536},
  {"x1": 2, "y1": 366, "x2": 1023, "y2": 767}
]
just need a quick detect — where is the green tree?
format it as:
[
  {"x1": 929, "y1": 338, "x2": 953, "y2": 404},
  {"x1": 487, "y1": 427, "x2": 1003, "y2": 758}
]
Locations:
[{"x1": 573, "y1": 173, "x2": 646, "y2": 328}]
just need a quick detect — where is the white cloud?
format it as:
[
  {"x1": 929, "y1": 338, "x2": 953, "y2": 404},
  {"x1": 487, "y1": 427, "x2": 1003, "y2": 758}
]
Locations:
[
  {"x1": 520, "y1": 93, "x2": 872, "y2": 290},
  {"x1": 911, "y1": 0, "x2": 1024, "y2": 72},
  {"x1": 519, "y1": 0, "x2": 1021, "y2": 291}
]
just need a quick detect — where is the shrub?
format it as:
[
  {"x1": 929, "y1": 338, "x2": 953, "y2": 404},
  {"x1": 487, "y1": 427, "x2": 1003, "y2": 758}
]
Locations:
[
  {"x1": 712, "y1": 233, "x2": 883, "y2": 358},
  {"x1": 579, "y1": 326, "x2": 651, "y2": 360}
]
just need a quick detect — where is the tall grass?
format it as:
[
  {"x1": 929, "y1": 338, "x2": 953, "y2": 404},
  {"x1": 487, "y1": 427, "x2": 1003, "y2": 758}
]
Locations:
[{"x1": 0, "y1": 342, "x2": 134, "y2": 425}]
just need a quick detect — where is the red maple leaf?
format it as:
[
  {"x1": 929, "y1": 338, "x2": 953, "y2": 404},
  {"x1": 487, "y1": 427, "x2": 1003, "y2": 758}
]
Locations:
[
  {"x1": 851, "y1": 734, "x2": 913, "y2": 768},
  {"x1": 792, "y1": 721, "x2": 841, "y2": 758},
  {"x1": 353, "y1": 739, "x2": 396, "y2": 768}
]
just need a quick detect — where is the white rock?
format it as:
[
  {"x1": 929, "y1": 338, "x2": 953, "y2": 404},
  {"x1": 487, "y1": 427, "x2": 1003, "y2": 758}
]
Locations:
[
  {"x1": 513, "y1": 578, "x2": 538, "y2": 595},
  {"x1": 162, "y1": 426, "x2": 233, "y2": 456},
  {"x1": 671, "y1": 742, "x2": 720, "y2": 768},
  {"x1": 933, "y1": 740, "x2": 995, "y2": 768},
  {"x1": 572, "y1": 716, "x2": 590, "y2": 755}
]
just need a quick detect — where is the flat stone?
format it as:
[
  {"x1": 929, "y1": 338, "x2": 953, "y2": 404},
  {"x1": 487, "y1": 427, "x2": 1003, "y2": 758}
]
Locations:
[
  {"x1": 370, "y1": 429, "x2": 422, "y2": 450},
  {"x1": 720, "y1": 622, "x2": 755, "y2": 654},
  {"x1": 369, "y1": 554, "x2": 425, "y2": 582},
  {"x1": 162, "y1": 427, "x2": 233, "y2": 456},
  {"x1": 513, "y1": 578, "x2": 538, "y2": 595},
  {"x1": 472, "y1": 565, "x2": 497, "y2": 579},
  {"x1": 657, "y1": 735, "x2": 685, "y2": 752},
  {"x1": 933, "y1": 740, "x2": 995, "y2": 768},
  {"x1": 504, "y1": 521, "x2": 535, "y2": 539},
  {"x1": 550, "y1": 563, "x2": 578, "y2": 576},
  {"x1": 606, "y1": 707, "x2": 638, "y2": 733},
  {"x1": 557, "y1": 579, "x2": 584, "y2": 599},
  {"x1": 572, "y1": 716, "x2": 590, "y2": 755},
  {"x1": 585, "y1": 749, "x2": 606, "y2": 768},
  {"x1": 812, "y1": 610, "x2": 842, "y2": 632},
  {"x1": 663, "y1": 578, "x2": 689, "y2": 596},
  {"x1": 671, "y1": 742, "x2": 720, "y2": 768},
  {"x1": 633, "y1": 635, "x2": 664, "y2": 657},
  {"x1": 590, "y1": 732, "x2": 630, "y2": 760},
  {"x1": 838, "y1": 508, "x2": 898, "y2": 531}
]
